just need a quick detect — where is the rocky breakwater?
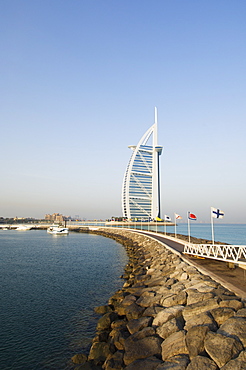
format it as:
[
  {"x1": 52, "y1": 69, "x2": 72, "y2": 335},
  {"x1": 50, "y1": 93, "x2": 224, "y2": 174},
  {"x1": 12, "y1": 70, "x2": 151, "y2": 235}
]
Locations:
[{"x1": 72, "y1": 229, "x2": 246, "y2": 370}]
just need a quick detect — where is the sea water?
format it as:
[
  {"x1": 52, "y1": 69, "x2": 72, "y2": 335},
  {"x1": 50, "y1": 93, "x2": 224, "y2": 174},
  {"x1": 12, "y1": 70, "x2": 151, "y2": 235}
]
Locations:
[
  {"x1": 173, "y1": 223, "x2": 246, "y2": 245},
  {"x1": 131, "y1": 223, "x2": 246, "y2": 245},
  {"x1": 0, "y1": 230, "x2": 128, "y2": 370}
]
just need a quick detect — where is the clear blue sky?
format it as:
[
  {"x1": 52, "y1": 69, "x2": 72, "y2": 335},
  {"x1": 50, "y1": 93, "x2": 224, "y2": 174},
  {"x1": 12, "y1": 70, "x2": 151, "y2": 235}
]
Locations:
[{"x1": 1, "y1": 0, "x2": 246, "y2": 222}]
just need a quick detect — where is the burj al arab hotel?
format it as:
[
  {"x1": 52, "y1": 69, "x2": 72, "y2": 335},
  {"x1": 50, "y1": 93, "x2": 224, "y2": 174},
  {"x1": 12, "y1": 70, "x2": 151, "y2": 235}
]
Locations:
[{"x1": 122, "y1": 108, "x2": 163, "y2": 221}]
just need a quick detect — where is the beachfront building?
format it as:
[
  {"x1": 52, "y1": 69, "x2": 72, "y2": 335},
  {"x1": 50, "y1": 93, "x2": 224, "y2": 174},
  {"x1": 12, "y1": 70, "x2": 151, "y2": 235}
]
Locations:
[{"x1": 122, "y1": 108, "x2": 163, "y2": 221}]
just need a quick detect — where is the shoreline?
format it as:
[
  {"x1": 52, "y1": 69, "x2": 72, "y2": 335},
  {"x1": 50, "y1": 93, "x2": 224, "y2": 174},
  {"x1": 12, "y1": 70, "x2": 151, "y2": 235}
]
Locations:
[{"x1": 71, "y1": 228, "x2": 246, "y2": 370}]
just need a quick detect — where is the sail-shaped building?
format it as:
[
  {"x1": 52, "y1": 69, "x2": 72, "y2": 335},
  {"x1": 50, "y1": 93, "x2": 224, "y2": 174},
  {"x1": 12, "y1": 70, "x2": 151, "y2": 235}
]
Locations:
[{"x1": 122, "y1": 108, "x2": 163, "y2": 220}]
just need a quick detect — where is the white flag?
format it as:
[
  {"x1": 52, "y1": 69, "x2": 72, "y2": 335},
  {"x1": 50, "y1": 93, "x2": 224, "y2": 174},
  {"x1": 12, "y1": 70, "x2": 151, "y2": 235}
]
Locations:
[
  {"x1": 211, "y1": 207, "x2": 224, "y2": 219},
  {"x1": 175, "y1": 213, "x2": 182, "y2": 220},
  {"x1": 164, "y1": 215, "x2": 171, "y2": 221}
]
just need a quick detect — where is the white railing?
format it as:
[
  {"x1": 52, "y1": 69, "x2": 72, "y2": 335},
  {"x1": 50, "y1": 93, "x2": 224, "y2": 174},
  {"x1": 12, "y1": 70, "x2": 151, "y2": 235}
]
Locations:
[{"x1": 184, "y1": 244, "x2": 246, "y2": 265}]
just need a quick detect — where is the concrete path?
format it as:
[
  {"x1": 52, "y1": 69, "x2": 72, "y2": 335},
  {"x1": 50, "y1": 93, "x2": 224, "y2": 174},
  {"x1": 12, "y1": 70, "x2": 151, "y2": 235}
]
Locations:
[{"x1": 130, "y1": 229, "x2": 246, "y2": 299}]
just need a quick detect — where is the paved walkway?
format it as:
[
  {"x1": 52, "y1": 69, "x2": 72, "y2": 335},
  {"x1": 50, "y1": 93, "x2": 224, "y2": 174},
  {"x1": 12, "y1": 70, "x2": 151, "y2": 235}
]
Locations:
[{"x1": 132, "y1": 229, "x2": 246, "y2": 299}]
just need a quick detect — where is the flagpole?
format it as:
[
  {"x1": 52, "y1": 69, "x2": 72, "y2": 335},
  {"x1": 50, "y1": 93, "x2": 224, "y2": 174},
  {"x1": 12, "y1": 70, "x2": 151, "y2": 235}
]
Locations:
[
  {"x1": 174, "y1": 213, "x2": 177, "y2": 238},
  {"x1": 211, "y1": 208, "x2": 215, "y2": 245},
  {"x1": 188, "y1": 212, "x2": 191, "y2": 243}
]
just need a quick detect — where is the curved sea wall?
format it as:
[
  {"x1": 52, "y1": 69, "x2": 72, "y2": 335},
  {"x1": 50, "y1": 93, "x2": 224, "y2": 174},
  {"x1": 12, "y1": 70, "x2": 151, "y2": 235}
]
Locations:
[{"x1": 72, "y1": 228, "x2": 246, "y2": 370}]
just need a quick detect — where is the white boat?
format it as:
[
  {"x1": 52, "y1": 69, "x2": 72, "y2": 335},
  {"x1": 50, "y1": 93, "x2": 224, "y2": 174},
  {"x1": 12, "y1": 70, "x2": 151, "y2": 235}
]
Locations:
[
  {"x1": 16, "y1": 225, "x2": 31, "y2": 231},
  {"x1": 47, "y1": 226, "x2": 69, "y2": 235}
]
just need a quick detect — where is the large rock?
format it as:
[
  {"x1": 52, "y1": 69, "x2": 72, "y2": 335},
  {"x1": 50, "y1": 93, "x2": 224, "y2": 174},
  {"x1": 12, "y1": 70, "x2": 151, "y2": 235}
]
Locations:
[
  {"x1": 103, "y1": 350, "x2": 124, "y2": 370},
  {"x1": 123, "y1": 336, "x2": 162, "y2": 365},
  {"x1": 125, "y1": 303, "x2": 145, "y2": 320},
  {"x1": 124, "y1": 356, "x2": 163, "y2": 370},
  {"x1": 186, "y1": 289, "x2": 214, "y2": 305},
  {"x1": 185, "y1": 326, "x2": 210, "y2": 359},
  {"x1": 219, "y1": 299, "x2": 243, "y2": 311},
  {"x1": 76, "y1": 362, "x2": 102, "y2": 370},
  {"x1": 182, "y1": 298, "x2": 219, "y2": 322},
  {"x1": 186, "y1": 355, "x2": 218, "y2": 370},
  {"x1": 146, "y1": 277, "x2": 167, "y2": 287},
  {"x1": 127, "y1": 317, "x2": 153, "y2": 334},
  {"x1": 169, "y1": 282, "x2": 186, "y2": 294},
  {"x1": 97, "y1": 312, "x2": 118, "y2": 331},
  {"x1": 71, "y1": 353, "x2": 87, "y2": 364},
  {"x1": 156, "y1": 354, "x2": 189, "y2": 369},
  {"x1": 156, "y1": 286, "x2": 172, "y2": 296},
  {"x1": 152, "y1": 306, "x2": 184, "y2": 326},
  {"x1": 136, "y1": 294, "x2": 162, "y2": 307},
  {"x1": 143, "y1": 306, "x2": 164, "y2": 318},
  {"x1": 160, "y1": 291, "x2": 187, "y2": 307},
  {"x1": 111, "y1": 319, "x2": 127, "y2": 329},
  {"x1": 126, "y1": 326, "x2": 156, "y2": 341},
  {"x1": 94, "y1": 305, "x2": 113, "y2": 315},
  {"x1": 88, "y1": 342, "x2": 111, "y2": 365},
  {"x1": 220, "y1": 350, "x2": 246, "y2": 369},
  {"x1": 204, "y1": 331, "x2": 243, "y2": 368},
  {"x1": 188, "y1": 282, "x2": 215, "y2": 293},
  {"x1": 184, "y1": 311, "x2": 217, "y2": 331},
  {"x1": 121, "y1": 294, "x2": 137, "y2": 307},
  {"x1": 218, "y1": 317, "x2": 246, "y2": 346},
  {"x1": 161, "y1": 330, "x2": 188, "y2": 361},
  {"x1": 109, "y1": 327, "x2": 130, "y2": 350},
  {"x1": 156, "y1": 317, "x2": 184, "y2": 340},
  {"x1": 235, "y1": 308, "x2": 246, "y2": 317},
  {"x1": 210, "y1": 307, "x2": 235, "y2": 326}
]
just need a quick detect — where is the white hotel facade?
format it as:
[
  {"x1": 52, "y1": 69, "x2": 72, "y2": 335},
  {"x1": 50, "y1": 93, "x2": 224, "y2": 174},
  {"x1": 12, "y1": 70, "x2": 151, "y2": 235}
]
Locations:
[{"x1": 122, "y1": 108, "x2": 163, "y2": 221}]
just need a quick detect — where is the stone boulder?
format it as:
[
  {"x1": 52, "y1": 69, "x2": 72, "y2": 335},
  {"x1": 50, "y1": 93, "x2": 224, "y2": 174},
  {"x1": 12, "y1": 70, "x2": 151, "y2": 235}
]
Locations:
[
  {"x1": 204, "y1": 331, "x2": 243, "y2": 368},
  {"x1": 97, "y1": 312, "x2": 118, "y2": 331},
  {"x1": 143, "y1": 306, "x2": 164, "y2": 318},
  {"x1": 123, "y1": 335, "x2": 163, "y2": 365},
  {"x1": 76, "y1": 362, "x2": 102, "y2": 370},
  {"x1": 184, "y1": 311, "x2": 217, "y2": 331},
  {"x1": 124, "y1": 356, "x2": 163, "y2": 370},
  {"x1": 103, "y1": 350, "x2": 124, "y2": 370},
  {"x1": 136, "y1": 294, "x2": 162, "y2": 307},
  {"x1": 220, "y1": 350, "x2": 246, "y2": 369},
  {"x1": 121, "y1": 294, "x2": 137, "y2": 307},
  {"x1": 186, "y1": 355, "x2": 218, "y2": 370},
  {"x1": 219, "y1": 299, "x2": 243, "y2": 311},
  {"x1": 218, "y1": 317, "x2": 246, "y2": 346},
  {"x1": 182, "y1": 298, "x2": 219, "y2": 322},
  {"x1": 71, "y1": 353, "x2": 87, "y2": 364},
  {"x1": 94, "y1": 305, "x2": 113, "y2": 315},
  {"x1": 161, "y1": 330, "x2": 188, "y2": 361},
  {"x1": 156, "y1": 317, "x2": 184, "y2": 340},
  {"x1": 185, "y1": 326, "x2": 210, "y2": 359},
  {"x1": 156, "y1": 354, "x2": 189, "y2": 370},
  {"x1": 88, "y1": 342, "x2": 111, "y2": 365},
  {"x1": 186, "y1": 289, "x2": 214, "y2": 305},
  {"x1": 152, "y1": 305, "x2": 184, "y2": 326},
  {"x1": 235, "y1": 308, "x2": 246, "y2": 317},
  {"x1": 210, "y1": 307, "x2": 235, "y2": 326},
  {"x1": 125, "y1": 303, "x2": 145, "y2": 320},
  {"x1": 160, "y1": 291, "x2": 187, "y2": 307},
  {"x1": 127, "y1": 316, "x2": 153, "y2": 334},
  {"x1": 109, "y1": 326, "x2": 130, "y2": 350}
]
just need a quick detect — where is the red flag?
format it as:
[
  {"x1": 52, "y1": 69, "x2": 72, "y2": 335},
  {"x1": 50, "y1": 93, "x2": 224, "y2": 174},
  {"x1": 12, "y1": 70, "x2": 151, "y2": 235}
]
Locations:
[{"x1": 188, "y1": 212, "x2": 197, "y2": 220}]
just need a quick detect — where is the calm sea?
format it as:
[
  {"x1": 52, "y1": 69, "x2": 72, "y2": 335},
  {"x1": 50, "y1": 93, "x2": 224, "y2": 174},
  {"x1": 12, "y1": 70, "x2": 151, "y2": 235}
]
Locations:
[
  {"x1": 129, "y1": 223, "x2": 246, "y2": 245},
  {"x1": 167, "y1": 223, "x2": 246, "y2": 245},
  {"x1": 1, "y1": 225, "x2": 246, "y2": 370},
  {"x1": 0, "y1": 230, "x2": 128, "y2": 370}
]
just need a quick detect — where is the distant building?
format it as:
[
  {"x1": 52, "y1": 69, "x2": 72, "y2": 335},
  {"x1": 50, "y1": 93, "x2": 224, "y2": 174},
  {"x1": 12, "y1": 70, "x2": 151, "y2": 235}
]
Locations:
[
  {"x1": 45, "y1": 213, "x2": 65, "y2": 223},
  {"x1": 122, "y1": 108, "x2": 163, "y2": 220}
]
